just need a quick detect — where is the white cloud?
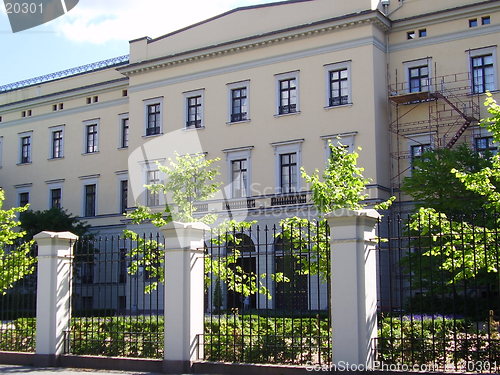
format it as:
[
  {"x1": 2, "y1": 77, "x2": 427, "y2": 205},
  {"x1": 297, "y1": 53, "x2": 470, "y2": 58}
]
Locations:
[{"x1": 51, "y1": 0, "x2": 279, "y2": 44}]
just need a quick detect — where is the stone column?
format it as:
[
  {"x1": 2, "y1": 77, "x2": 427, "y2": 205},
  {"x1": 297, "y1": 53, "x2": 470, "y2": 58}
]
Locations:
[
  {"x1": 34, "y1": 231, "x2": 78, "y2": 366},
  {"x1": 325, "y1": 209, "x2": 380, "y2": 369},
  {"x1": 161, "y1": 221, "x2": 208, "y2": 373}
]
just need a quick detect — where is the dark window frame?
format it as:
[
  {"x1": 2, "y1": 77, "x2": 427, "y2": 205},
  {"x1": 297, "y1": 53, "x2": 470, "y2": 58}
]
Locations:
[
  {"x1": 280, "y1": 152, "x2": 297, "y2": 193},
  {"x1": 121, "y1": 118, "x2": 129, "y2": 148},
  {"x1": 231, "y1": 159, "x2": 248, "y2": 198},
  {"x1": 329, "y1": 68, "x2": 349, "y2": 106},
  {"x1": 230, "y1": 87, "x2": 248, "y2": 122},
  {"x1": 20, "y1": 135, "x2": 31, "y2": 164},
  {"x1": 52, "y1": 129, "x2": 63, "y2": 159},
  {"x1": 120, "y1": 179, "x2": 128, "y2": 214},
  {"x1": 19, "y1": 192, "x2": 29, "y2": 207},
  {"x1": 85, "y1": 124, "x2": 98, "y2": 153},
  {"x1": 50, "y1": 188, "x2": 62, "y2": 209},
  {"x1": 84, "y1": 184, "x2": 96, "y2": 217},
  {"x1": 146, "y1": 103, "x2": 161, "y2": 136},
  {"x1": 278, "y1": 78, "x2": 297, "y2": 115},
  {"x1": 186, "y1": 95, "x2": 203, "y2": 128},
  {"x1": 471, "y1": 54, "x2": 495, "y2": 94},
  {"x1": 409, "y1": 65, "x2": 430, "y2": 93}
]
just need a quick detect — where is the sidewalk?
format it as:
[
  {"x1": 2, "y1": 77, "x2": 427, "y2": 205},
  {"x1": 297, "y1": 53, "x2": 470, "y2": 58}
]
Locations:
[{"x1": 0, "y1": 365, "x2": 170, "y2": 375}]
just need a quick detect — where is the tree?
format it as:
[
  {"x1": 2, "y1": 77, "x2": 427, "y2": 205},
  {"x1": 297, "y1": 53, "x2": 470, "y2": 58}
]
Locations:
[
  {"x1": 0, "y1": 189, "x2": 36, "y2": 294},
  {"x1": 20, "y1": 207, "x2": 90, "y2": 240},
  {"x1": 404, "y1": 94, "x2": 500, "y2": 291},
  {"x1": 279, "y1": 142, "x2": 394, "y2": 281},
  {"x1": 402, "y1": 144, "x2": 494, "y2": 216},
  {"x1": 125, "y1": 153, "x2": 274, "y2": 298}
]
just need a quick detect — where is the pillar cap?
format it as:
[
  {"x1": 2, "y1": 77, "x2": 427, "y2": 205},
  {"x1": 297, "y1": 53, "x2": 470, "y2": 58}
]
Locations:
[
  {"x1": 325, "y1": 208, "x2": 380, "y2": 220},
  {"x1": 34, "y1": 231, "x2": 79, "y2": 241}
]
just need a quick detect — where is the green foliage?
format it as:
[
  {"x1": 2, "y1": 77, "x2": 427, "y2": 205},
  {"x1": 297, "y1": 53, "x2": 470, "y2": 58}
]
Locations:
[
  {"x1": 0, "y1": 190, "x2": 36, "y2": 295},
  {"x1": 454, "y1": 94, "x2": 500, "y2": 211},
  {"x1": 409, "y1": 208, "x2": 499, "y2": 283},
  {"x1": 19, "y1": 207, "x2": 90, "y2": 240},
  {"x1": 204, "y1": 314, "x2": 331, "y2": 364},
  {"x1": 279, "y1": 143, "x2": 394, "y2": 281},
  {"x1": 205, "y1": 220, "x2": 275, "y2": 299},
  {"x1": 302, "y1": 143, "x2": 369, "y2": 213},
  {"x1": 402, "y1": 96, "x2": 500, "y2": 296},
  {"x1": 402, "y1": 144, "x2": 493, "y2": 216},
  {"x1": 378, "y1": 315, "x2": 499, "y2": 367},
  {"x1": 0, "y1": 318, "x2": 35, "y2": 352}
]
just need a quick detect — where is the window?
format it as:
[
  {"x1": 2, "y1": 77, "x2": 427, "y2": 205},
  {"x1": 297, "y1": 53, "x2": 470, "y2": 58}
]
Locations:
[
  {"x1": 475, "y1": 136, "x2": 497, "y2": 156},
  {"x1": 84, "y1": 184, "x2": 96, "y2": 217},
  {"x1": 231, "y1": 88, "x2": 248, "y2": 122},
  {"x1": 404, "y1": 58, "x2": 432, "y2": 94},
  {"x1": 0, "y1": 136, "x2": 3, "y2": 167},
  {"x1": 280, "y1": 153, "x2": 297, "y2": 193},
  {"x1": 85, "y1": 124, "x2": 98, "y2": 153},
  {"x1": 19, "y1": 192, "x2": 29, "y2": 207},
  {"x1": 50, "y1": 127, "x2": 64, "y2": 159},
  {"x1": 50, "y1": 188, "x2": 62, "y2": 209},
  {"x1": 120, "y1": 116, "x2": 129, "y2": 148},
  {"x1": 19, "y1": 134, "x2": 31, "y2": 164},
  {"x1": 146, "y1": 103, "x2": 161, "y2": 135},
  {"x1": 120, "y1": 179, "x2": 128, "y2": 214},
  {"x1": 321, "y1": 132, "x2": 357, "y2": 160},
  {"x1": 186, "y1": 96, "x2": 202, "y2": 128},
  {"x1": 231, "y1": 159, "x2": 248, "y2": 198},
  {"x1": 275, "y1": 71, "x2": 299, "y2": 115},
  {"x1": 272, "y1": 139, "x2": 303, "y2": 194},
  {"x1": 146, "y1": 170, "x2": 160, "y2": 206},
  {"x1": 223, "y1": 146, "x2": 253, "y2": 199},
  {"x1": 52, "y1": 103, "x2": 63, "y2": 111},
  {"x1": 419, "y1": 29, "x2": 427, "y2": 37},
  {"x1": 122, "y1": 90, "x2": 128, "y2": 97},
  {"x1": 22, "y1": 110, "x2": 32, "y2": 118},
  {"x1": 184, "y1": 90, "x2": 204, "y2": 129},
  {"x1": 407, "y1": 31, "x2": 416, "y2": 39},
  {"x1": 119, "y1": 249, "x2": 127, "y2": 283},
  {"x1": 482, "y1": 16, "x2": 491, "y2": 25},
  {"x1": 409, "y1": 65, "x2": 430, "y2": 93},
  {"x1": 469, "y1": 18, "x2": 478, "y2": 27},
  {"x1": 329, "y1": 69, "x2": 349, "y2": 106},
  {"x1": 471, "y1": 54, "x2": 495, "y2": 93},
  {"x1": 278, "y1": 79, "x2": 297, "y2": 114},
  {"x1": 410, "y1": 144, "x2": 431, "y2": 167}
]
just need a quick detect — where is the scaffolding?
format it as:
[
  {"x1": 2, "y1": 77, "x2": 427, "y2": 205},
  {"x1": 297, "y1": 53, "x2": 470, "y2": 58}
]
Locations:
[{"x1": 388, "y1": 65, "x2": 483, "y2": 205}]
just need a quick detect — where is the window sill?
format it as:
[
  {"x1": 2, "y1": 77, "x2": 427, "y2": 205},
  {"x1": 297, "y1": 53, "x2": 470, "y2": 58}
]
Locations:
[
  {"x1": 17, "y1": 162, "x2": 32, "y2": 166},
  {"x1": 82, "y1": 151, "x2": 99, "y2": 156},
  {"x1": 274, "y1": 111, "x2": 301, "y2": 118},
  {"x1": 324, "y1": 103, "x2": 353, "y2": 110},
  {"x1": 117, "y1": 146, "x2": 129, "y2": 150},
  {"x1": 48, "y1": 157, "x2": 64, "y2": 161},
  {"x1": 183, "y1": 126, "x2": 205, "y2": 132},
  {"x1": 226, "y1": 119, "x2": 251, "y2": 126},
  {"x1": 142, "y1": 133, "x2": 163, "y2": 139}
]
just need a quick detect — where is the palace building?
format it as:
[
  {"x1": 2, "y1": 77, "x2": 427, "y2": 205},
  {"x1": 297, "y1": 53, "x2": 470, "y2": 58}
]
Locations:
[{"x1": 1, "y1": 0, "x2": 499, "y2": 231}]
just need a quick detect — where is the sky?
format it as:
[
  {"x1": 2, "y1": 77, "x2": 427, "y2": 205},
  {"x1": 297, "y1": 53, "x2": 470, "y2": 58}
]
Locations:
[{"x1": 0, "y1": 0, "x2": 280, "y2": 86}]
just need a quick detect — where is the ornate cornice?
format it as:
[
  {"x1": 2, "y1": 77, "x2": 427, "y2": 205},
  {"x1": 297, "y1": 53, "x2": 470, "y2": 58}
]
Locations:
[{"x1": 118, "y1": 11, "x2": 390, "y2": 77}]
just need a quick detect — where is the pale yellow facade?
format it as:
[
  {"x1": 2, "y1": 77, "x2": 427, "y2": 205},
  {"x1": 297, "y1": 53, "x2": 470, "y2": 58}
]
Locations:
[{"x1": 1, "y1": 0, "x2": 499, "y2": 231}]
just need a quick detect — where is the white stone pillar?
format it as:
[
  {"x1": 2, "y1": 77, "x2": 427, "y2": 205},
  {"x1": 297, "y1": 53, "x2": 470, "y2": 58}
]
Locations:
[
  {"x1": 325, "y1": 209, "x2": 380, "y2": 369},
  {"x1": 34, "y1": 231, "x2": 78, "y2": 366},
  {"x1": 161, "y1": 221, "x2": 208, "y2": 373}
]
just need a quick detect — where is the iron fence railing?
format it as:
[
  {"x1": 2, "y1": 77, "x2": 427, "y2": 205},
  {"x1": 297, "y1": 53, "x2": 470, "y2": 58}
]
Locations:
[
  {"x1": 65, "y1": 234, "x2": 164, "y2": 359},
  {"x1": 0, "y1": 243, "x2": 37, "y2": 353},
  {"x1": 201, "y1": 222, "x2": 331, "y2": 366},
  {"x1": 376, "y1": 211, "x2": 500, "y2": 372}
]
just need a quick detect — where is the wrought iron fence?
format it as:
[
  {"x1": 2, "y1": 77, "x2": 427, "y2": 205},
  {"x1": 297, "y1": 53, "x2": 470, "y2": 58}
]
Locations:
[
  {"x1": 0, "y1": 242, "x2": 37, "y2": 353},
  {"x1": 65, "y1": 234, "x2": 164, "y2": 359},
  {"x1": 201, "y1": 221, "x2": 331, "y2": 366},
  {"x1": 376, "y1": 210, "x2": 500, "y2": 372}
]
